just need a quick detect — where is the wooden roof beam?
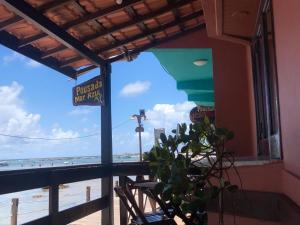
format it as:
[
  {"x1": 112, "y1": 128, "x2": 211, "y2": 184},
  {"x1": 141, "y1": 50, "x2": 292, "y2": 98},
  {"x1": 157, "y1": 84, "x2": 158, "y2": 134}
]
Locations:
[
  {"x1": 109, "y1": 23, "x2": 206, "y2": 63},
  {"x1": 82, "y1": 0, "x2": 195, "y2": 43},
  {"x1": 167, "y1": 0, "x2": 184, "y2": 31},
  {"x1": 0, "y1": 0, "x2": 74, "y2": 32},
  {"x1": 41, "y1": 45, "x2": 67, "y2": 59},
  {"x1": 124, "y1": 6, "x2": 155, "y2": 42},
  {"x1": 59, "y1": 11, "x2": 203, "y2": 69},
  {"x1": 62, "y1": 0, "x2": 143, "y2": 29},
  {"x1": 96, "y1": 11, "x2": 203, "y2": 54},
  {"x1": 0, "y1": 30, "x2": 77, "y2": 78},
  {"x1": 75, "y1": 65, "x2": 98, "y2": 77},
  {"x1": 18, "y1": 32, "x2": 48, "y2": 48},
  {"x1": 0, "y1": 0, "x2": 106, "y2": 66},
  {"x1": 74, "y1": 19, "x2": 204, "y2": 77},
  {"x1": 0, "y1": 15, "x2": 22, "y2": 31},
  {"x1": 38, "y1": 0, "x2": 75, "y2": 13},
  {"x1": 72, "y1": 0, "x2": 119, "y2": 53},
  {"x1": 61, "y1": 10, "x2": 203, "y2": 67},
  {"x1": 60, "y1": 55, "x2": 82, "y2": 68},
  {"x1": 16, "y1": 0, "x2": 136, "y2": 48},
  {"x1": 40, "y1": 0, "x2": 195, "y2": 59}
]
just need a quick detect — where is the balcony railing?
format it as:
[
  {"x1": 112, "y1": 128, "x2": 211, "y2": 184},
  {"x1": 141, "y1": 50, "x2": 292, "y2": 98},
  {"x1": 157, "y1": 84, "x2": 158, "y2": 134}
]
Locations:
[
  {"x1": 1, "y1": 161, "x2": 298, "y2": 225},
  {"x1": 0, "y1": 162, "x2": 150, "y2": 225}
]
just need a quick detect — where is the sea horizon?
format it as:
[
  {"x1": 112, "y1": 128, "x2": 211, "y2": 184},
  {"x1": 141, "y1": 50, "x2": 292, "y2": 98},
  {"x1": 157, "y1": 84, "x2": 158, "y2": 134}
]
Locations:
[
  {"x1": 0, "y1": 153, "x2": 141, "y2": 171},
  {"x1": 0, "y1": 154, "x2": 143, "y2": 225}
]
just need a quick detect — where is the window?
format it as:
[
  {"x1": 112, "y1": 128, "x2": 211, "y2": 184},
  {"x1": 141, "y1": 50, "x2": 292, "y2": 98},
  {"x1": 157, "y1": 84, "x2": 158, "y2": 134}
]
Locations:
[{"x1": 252, "y1": 0, "x2": 281, "y2": 159}]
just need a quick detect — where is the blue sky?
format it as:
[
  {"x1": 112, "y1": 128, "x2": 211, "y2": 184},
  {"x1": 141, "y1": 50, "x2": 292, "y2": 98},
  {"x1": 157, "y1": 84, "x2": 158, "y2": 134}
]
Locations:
[{"x1": 0, "y1": 46, "x2": 195, "y2": 160}]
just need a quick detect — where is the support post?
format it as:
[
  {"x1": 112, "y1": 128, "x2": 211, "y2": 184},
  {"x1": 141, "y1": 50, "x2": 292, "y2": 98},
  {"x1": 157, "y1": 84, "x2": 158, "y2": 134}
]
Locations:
[
  {"x1": 86, "y1": 186, "x2": 91, "y2": 202},
  {"x1": 136, "y1": 175, "x2": 144, "y2": 211},
  {"x1": 49, "y1": 185, "x2": 59, "y2": 224},
  {"x1": 101, "y1": 63, "x2": 114, "y2": 225},
  {"x1": 10, "y1": 198, "x2": 18, "y2": 225},
  {"x1": 119, "y1": 176, "x2": 128, "y2": 225}
]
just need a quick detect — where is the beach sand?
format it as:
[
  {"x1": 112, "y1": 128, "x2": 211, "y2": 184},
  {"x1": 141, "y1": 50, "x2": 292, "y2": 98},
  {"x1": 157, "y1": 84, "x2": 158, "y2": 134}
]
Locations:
[
  {"x1": 68, "y1": 193, "x2": 184, "y2": 225},
  {"x1": 0, "y1": 177, "x2": 184, "y2": 225}
]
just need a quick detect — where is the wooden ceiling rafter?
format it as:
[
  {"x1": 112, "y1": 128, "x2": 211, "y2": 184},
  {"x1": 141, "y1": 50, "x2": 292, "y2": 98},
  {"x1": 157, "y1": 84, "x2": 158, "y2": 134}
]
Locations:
[
  {"x1": 167, "y1": 0, "x2": 184, "y2": 32},
  {"x1": 101, "y1": 16, "x2": 133, "y2": 59},
  {"x1": 81, "y1": 0, "x2": 195, "y2": 43},
  {"x1": 143, "y1": 1, "x2": 168, "y2": 37},
  {"x1": 62, "y1": 0, "x2": 143, "y2": 29},
  {"x1": 75, "y1": 21, "x2": 206, "y2": 77},
  {"x1": 41, "y1": 0, "x2": 195, "y2": 62},
  {"x1": 96, "y1": 11, "x2": 203, "y2": 54},
  {"x1": 124, "y1": 4, "x2": 155, "y2": 42},
  {"x1": 0, "y1": 29, "x2": 77, "y2": 77},
  {"x1": 60, "y1": 55, "x2": 83, "y2": 68},
  {"x1": 18, "y1": 32, "x2": 48, "y2": 48},
  {"x1": 109, "y1": 23, "x2": 206, "y2": 63},
  {"x1": 38, "y1": 0, "x2": 76, "y2": 13},
  {"x1": 13, "y1": 0, "x2": 144, "y2": 48},
  {"x1": 0, "y1": 0, "x2": 204, "y2": 77},
  {"x1": 41, "y1": 1, "x2": 118, "y2": 60},
  {"x1": 0, "y1": 0, "x2": 75, "y2": 32},
  {"x1": 0, "y1": 0, "x2": 106, "y2": 66},
  {"x1": 0, "y1": 15, "x2": 22, "y2": 31},
  {"x1": 62, "y1": 9, "x2": 203, "y2": 67},
  {"x1": 58, "y1": 0, "x2": 120, "y2": 67}
]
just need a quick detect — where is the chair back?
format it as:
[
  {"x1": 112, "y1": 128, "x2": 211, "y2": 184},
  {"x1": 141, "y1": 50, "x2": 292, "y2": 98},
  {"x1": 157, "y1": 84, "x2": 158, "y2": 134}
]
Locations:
[
  {"x1": 114, "y1": 186, "x2": 137, "y2": 221},
  {"x1": 148, "y1": 189, "x2": 174, "y2": 218},
  {"x1": 123, "y1": 184, "x2": 149, "y2": 224}
]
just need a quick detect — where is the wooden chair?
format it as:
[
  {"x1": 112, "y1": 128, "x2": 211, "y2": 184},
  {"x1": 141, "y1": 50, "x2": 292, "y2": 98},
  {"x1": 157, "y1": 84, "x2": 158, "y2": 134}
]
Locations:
[
  {"x1": 114, "y1": 185, "x2": 177, "y2": 225},
  {"x1": 124, "y1": 176, "x2": 158, "y2": 213},
  {"x1": 145, "y1": 189, "x2": 175, "y2": 218},
  {"x1": 123, "y1": 176, "x2": 176, "y2": 219},
  {"x1": 148, "y1": 189, "x2": 207, "y2": 225}
]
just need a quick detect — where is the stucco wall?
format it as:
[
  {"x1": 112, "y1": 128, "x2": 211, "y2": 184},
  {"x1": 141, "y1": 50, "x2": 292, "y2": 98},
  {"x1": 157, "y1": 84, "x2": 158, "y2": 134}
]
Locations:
[
  {"x1": 156, "y1": 29, "x2": 257, "y2": 157},
  {"x1": 273, "y1": 0, "x2": 300, "y2": 177}
]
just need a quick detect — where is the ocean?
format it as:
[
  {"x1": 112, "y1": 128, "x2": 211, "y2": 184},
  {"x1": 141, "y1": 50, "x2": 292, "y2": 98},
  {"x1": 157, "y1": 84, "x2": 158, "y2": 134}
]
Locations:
[{"x1": 0, "y1": 155, "x2": 140, "y2": 225}]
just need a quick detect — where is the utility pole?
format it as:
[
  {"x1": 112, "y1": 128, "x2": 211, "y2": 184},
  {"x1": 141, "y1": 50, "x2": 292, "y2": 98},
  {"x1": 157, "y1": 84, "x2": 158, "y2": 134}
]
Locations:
[
  {"x1": 131, "y1": 109, "x2": 146, "y2": 162},
  {"x1": 132, "y1": 109, "x2": 146, "y2": 211}
]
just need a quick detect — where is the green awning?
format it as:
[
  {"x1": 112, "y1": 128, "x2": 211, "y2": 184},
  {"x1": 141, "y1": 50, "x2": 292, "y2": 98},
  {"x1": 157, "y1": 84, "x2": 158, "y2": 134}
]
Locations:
[{"x1": 150, "y1": 48, "x2": 214, "y2": 107}]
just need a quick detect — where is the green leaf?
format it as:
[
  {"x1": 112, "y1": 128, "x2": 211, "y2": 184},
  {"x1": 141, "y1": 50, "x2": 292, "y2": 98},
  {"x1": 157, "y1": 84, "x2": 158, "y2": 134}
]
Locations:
[
  {"x1": 172, "y1": 195, "x2": 182, "y2": 205},
  {"x1": 204, "y1": 116, "x2": 210, "y2": 125},
  {"x1": 181, "y1": 145, "x2": 189, "y2": 153},
  {"x1": 160, "y1": 133, "x2": 167, "y2": 144},
  {"x1": 154, "y1": 182, "x2": 164, "y2": 194}
]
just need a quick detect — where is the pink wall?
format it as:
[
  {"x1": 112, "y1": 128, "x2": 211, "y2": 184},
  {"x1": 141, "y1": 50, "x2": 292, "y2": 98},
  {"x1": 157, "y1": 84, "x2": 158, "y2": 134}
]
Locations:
[
  {"x1": 157, "y1": 29, "x2": 257, "y2": 157},
  {"x1": 208, "y1": 212, "x2": 281, "y2": 225},
  {"x1": 273, "y1": 0, "x2": 300, "y2": 177}
]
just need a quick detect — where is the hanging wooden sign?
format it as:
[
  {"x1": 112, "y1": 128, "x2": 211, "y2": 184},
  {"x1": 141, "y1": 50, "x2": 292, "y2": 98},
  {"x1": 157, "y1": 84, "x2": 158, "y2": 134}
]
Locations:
[
  {"x1": 190, "y1": 106, "x2": 215, "y2": 123},
  {"x1": 72, "y1": 75, "x2": 104, "y2": 106}
]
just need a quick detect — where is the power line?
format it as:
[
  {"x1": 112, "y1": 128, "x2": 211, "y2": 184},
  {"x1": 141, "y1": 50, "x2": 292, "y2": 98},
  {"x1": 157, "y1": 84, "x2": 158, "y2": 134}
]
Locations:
[
  {"x1": 0, "y1": 119, "x2": 132, "y2": 141},
  {"x1": 112, "y1": 119, "x2": 131, "y2": 129}
]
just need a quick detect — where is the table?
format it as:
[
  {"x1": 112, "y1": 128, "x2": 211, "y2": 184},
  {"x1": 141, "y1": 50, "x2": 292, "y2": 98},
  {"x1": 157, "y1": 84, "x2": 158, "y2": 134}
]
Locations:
[{"x1": 134, "y1": 181, "x2": 158, "y2": 190}]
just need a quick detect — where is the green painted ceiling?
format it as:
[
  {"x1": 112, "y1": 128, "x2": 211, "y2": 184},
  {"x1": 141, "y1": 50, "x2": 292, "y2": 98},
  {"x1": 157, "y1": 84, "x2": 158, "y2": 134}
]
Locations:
[{"x1": 150, "y1": 48, "x2": 214, "y2": 107}]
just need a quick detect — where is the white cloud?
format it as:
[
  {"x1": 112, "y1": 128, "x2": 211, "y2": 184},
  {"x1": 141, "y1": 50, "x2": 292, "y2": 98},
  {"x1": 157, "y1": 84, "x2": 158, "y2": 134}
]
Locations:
[
  {"x1": 2, "y1": 52, "x2": 25, "y2": 63},
  {"x1": 0, "y1": 82, "x2": 84, "y2": 158},
  {"x1": 51, "y1": 128, "x2": 79, "y2": 139},
  {"x1": 0, "y1": 82, "x2": 42, "y2": 144},
  {"x1": 120, "y1": 81, "x2": 151, "y2": 97},
  {"x1": 113, "y1": 101, "x2": 196, "y2": 154},
  {"x1": 68, "y1": 107, "x2": 94, "y2": 116},
  {"x1": 2, "y1": 51, "x2": 41, "y2": 68},
  {"x1": 146, "y1": 101, "x2": 196, "y2": 131},
  {"x1": 26, "y1": 59, "x2": 41, "y2": 68}
]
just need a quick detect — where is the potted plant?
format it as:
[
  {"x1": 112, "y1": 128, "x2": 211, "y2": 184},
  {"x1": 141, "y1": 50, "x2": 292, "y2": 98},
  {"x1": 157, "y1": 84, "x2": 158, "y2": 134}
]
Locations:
[{"x1": 144, "y1": 117, "x2": 238, "y2": 225}]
